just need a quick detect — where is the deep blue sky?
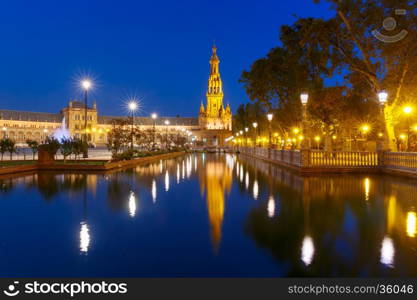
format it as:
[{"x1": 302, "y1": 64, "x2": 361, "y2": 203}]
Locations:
[{"x1": 0, "y1": 0, "x2": 333, "y2": 117}]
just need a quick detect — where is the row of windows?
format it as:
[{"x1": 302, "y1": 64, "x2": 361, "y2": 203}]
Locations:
[
  {"x1": 74, "y1": 115, "x2": 93, "y2": 121},
  {"x1": 1, "y1": 124, "x2": 60, "y2": 130}
]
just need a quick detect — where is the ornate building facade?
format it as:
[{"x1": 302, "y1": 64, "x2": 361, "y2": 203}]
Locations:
[
  {"x1": 0, "y1": 45, "x2": 232, "y2": 147},
  {"x1": 198, "y1": 45, "x2": 232, "y2": 146},
  {"x1": 0, "y1": 103, "x2": 199, "y2": 146}
]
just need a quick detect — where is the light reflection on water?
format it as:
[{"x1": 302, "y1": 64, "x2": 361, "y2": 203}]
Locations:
[{"x1": 1, "y1": 153, "x2": 417, "y2": 277}]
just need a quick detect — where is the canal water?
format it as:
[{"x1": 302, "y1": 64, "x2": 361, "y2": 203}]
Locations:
[{"x1": 0, "y1": 153, "x2": 416, "y2": 277}]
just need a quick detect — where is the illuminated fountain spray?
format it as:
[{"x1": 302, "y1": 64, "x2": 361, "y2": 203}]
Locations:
[{"x1": 53, "y1": 117, "x2": 71, "y2": 141}]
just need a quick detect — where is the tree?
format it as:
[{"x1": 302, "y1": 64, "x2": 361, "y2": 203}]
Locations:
[
  {"x1": 240, "y1": 1, "x2": 417, "y2": 151},
  {"x1": 106, "y1": 119, "x2": 130, "y2": 156},
  {"x1": 308, "y1": 0, "x2": 417, "y2": 150},
  {"x1": 26, "y1": 139, "x2": 39, "y2": 160},
  {"x1": 6, "y1": 139, "x2": 17, "y2": 160},
  {"x1": 0, "y1": 139, "x2": 8, "y2": 161},
  {"x1": 60, "y1": 138, "x2": 74, "y2": 162},
  {"x1": 72, "y1": 138, "x2": 87, "y2": 160}
]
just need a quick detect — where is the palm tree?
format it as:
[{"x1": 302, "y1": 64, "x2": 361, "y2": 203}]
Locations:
[{"x1": 6, "y1": 139, "x2": 17, "y2": 160}]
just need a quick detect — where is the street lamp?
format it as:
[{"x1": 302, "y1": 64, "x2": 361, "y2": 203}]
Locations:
[
  {"x1": 377, "y1": 91, "x2": 390, "y2": 151},
  {"x1": 267, "y1": 113, "x2": 273, "y2": 148},
  {"x1": 164, "y1": 120, "x2": 170, "y2": 149},
  {"x1": 252, "y1": 122, "x2": 258, "y2": 148},
  {"x1": 81, "y1": 79, "x2": 92, "y2": 158},
  {"x1": 151, "y1": 113, "x2": 157, "y2": 150},
  {"x1": 300, "y1": 93, "x2": 309, "y2": 149},
  {"x1": 128, "y1": 101, "x2": 138, "y2": 150},
  {"x1": 314, "y1": 136, "x2": 321, "y2": 150}
]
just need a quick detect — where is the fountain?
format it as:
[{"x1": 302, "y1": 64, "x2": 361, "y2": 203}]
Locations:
[{"x1": 53, "y1": 117, "x2": 71, "y2": 141}]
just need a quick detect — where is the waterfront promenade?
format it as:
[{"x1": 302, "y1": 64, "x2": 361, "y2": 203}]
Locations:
[{"x1": 238, "y1": 147, "x2": 417, "y2": 178}]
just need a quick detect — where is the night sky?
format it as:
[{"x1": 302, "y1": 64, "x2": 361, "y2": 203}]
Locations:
[{"x1": 0, "y1": 0, "x2": 332, "y2": 117}]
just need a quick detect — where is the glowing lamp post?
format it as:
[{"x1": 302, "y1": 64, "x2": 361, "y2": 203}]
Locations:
[
  {"x1": 164, "y1": 120, "x2": 170, "y2": 149},
  {"x1": 128, "y1": 101, "x2": 138, "y2": 150},
  {"x1": 244, "y1": 127, "x2": 249, "y2": 146},
  {"x1": 376, "y1": 91, "x2": 390, "y2": 151},
  {"x1": 314, "y1": 136, "x2": 321, "y2": 150},
  {"x1": 81, "y1": 79, "x2": 92, "y2": 158},
  {"x1": 151, "y1": 113, "x2": 157, "y2": 150},
  {"x1": 267, "y1": 113, "x2": 273, "y2": 148},
  {"x1": 252, "y1": 122, "x2": 258, "y2": 148},
  {"x1": 300, "y1": 93, "x2": 309, "y2": 149}
]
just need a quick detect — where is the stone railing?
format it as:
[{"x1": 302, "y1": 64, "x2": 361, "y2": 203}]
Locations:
[
  {"x1": 238, "y1": 147, "x2": 301, "y2": 167},
  {"x1": 306, "y1": 151, "x2": 379, "y2": 168},
  {"x1": 237, "y1": 147, "x2": 385, "y2": 173},
  {"x1": 383, "y1": 152, "x2": 417, "y2": 172}
]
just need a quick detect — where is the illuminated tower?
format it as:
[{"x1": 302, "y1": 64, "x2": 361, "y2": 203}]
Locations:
[{"x1": 198, "y1": 45, "x2": 232, "y2": 134}]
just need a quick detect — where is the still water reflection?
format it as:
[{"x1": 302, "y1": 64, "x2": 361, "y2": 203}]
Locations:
[{"x1": 0, "y1": 153, "x2": 417, "y2": 277}]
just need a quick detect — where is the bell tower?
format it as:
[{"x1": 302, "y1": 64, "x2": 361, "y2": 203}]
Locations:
[
  {"x1": 198, "y1": 44, "x2": 232, "y2": 131},
  {"x1": 206, "y1": 44, "x2": 224, "y2": 118}
]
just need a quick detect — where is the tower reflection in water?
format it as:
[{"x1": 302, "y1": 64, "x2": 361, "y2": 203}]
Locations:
[{"x1": 199, "y1": 154, "x2": 233, "y2": 252}]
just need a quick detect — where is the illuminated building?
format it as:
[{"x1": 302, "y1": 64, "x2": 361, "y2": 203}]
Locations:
[
  {"x1": 198, "y1": 45, "x2": 232, "y2": 146},
  {"x1": 0, "y1": 46, "x2": 232, "y2": 146}
]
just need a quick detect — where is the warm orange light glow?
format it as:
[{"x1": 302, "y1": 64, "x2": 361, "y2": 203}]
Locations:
[
  {"x1": 407, "y1": 211, "x2": 417, "y2": 238},
  {"x1": 361, "y1": 124, "x2": 370, "y2": 133},
  {"x1": 403, "y1": 106, "x2": 413, "y2": 115}
]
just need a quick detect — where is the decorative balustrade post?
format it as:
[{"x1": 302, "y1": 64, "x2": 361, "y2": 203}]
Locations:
[
  {"x1": 377, "y1": 150, "x2": 387, "y2": 168},
  {"x1": 300, "y1": 149, "x2": 311, "y2": 167}
]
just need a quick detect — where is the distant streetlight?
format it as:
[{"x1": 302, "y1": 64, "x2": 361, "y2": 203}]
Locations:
[
  {"x1": 300, "y1": 93, "x2": 309, "y2": 149},
  {"x1": 361, "y1": 124, "x2": 370, "y2": 134},
  {"x1": 164, "y1": 120, "x2": 170, "y2": 149},
  {"x1": 81, "y1": 79, "x2": 92, "y2": 158},
  {"x1": 314, "y1": 136, "x2": 321, "y2": 150},
  {"x1": 43, "y1": 128, "x2": 48, "y2": 143},
  {"x1": 252, "y1": 122, "x2": 258, "y2": 148},
  {"x1": 267, "y1": 113, "x2": 273, "y2": 148},
  {"x1": 403, "y1": 106, "x2": 413, "y2": 115},
  {"x1": 378, "y1": 91, "x2": 388, "y2": 104},
  {"x1": 128, "y1": 101, "x2": 138, "y2": 150},
  {"x1": 151, "y1": 113, "x2": 157, "y2": 149},
  {"x1": 300, "y1": 93, "x2": 309, "y2": 105}
]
